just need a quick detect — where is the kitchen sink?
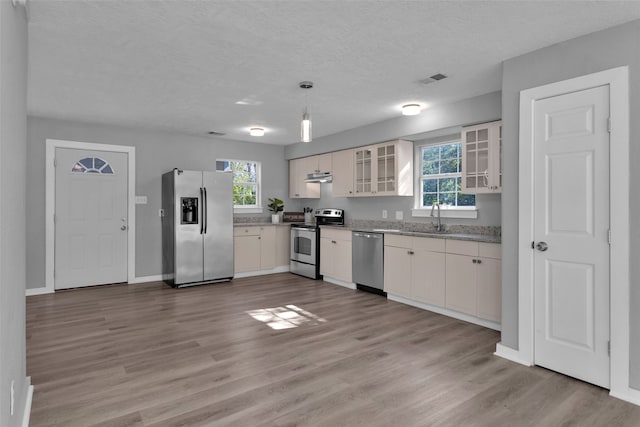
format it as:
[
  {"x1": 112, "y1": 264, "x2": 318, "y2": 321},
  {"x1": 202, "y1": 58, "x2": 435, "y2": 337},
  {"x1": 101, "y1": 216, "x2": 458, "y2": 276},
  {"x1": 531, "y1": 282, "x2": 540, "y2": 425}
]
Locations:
[{"x1": 371, "y1": 229, "x2": 401, "y2": 233}]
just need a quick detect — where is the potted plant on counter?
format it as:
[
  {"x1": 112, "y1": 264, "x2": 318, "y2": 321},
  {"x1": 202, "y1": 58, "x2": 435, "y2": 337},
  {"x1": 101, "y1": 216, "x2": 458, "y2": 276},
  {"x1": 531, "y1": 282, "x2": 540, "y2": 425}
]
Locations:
[{"x1": 267, "y1": 197, "x2": 284, "y2": 223}]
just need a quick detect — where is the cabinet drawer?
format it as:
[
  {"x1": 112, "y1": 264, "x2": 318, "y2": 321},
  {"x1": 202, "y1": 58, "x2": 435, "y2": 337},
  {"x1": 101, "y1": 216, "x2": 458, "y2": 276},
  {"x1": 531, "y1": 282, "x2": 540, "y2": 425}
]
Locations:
[
  {"x1": 412, "y1": 236, "x2": 445, "y2": 252},
  {"x1": 479, "y1": 243, "x2": 501, "y2": 259},
  {"x1": 384, "y1": 234, "x2": 412, "y2": 248},
  {"x1": 445, "y1": 239, "x2": 478, "y2": 256},
  {"x1": 321, "y1": 228, "x2": 351, "y2": 241},
  {"x1": 234, "y1": 226, "x2": 261, "y2": 236}
]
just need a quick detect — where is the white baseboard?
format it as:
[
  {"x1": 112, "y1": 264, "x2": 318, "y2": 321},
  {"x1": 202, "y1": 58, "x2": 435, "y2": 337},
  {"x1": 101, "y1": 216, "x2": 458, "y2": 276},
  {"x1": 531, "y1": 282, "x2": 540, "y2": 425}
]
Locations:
[
  {"x1": 494, "y1": 343, "x2": 533, "y2": 366},
  {"x1": 234, "y1": 265, "x2": 290, "y2": 279},
  {"x1": 322, "y1": 276, "x2": 356, "y2": 290},
  {"x1": 22, "y1": 379, "x2": 33, "y2": 427},
  {"x1": 610, "y1": 387, "x2": 640, "y2": 406},
  {"x1": 387, "y1": 293, "x2": 501, "y2": 331},
  {"x1": 129, "y1": 274, "x2": 166, "y2": 284},
  {"x1": 26, "y1": 287, "x2": 52, "y2": 296}
]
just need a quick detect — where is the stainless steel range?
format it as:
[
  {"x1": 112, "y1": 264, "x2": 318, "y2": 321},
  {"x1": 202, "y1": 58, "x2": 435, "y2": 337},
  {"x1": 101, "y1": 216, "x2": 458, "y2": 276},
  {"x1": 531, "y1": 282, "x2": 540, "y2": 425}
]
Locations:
[{"x1": 290, "y1": 208, "x2": 344, "y2": 279}]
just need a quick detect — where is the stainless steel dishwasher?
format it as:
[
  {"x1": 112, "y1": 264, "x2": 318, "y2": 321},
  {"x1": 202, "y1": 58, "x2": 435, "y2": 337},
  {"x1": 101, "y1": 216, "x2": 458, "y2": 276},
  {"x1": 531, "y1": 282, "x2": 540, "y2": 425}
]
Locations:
[{"x1": 352, "y1": 231, "x2": 385, "y2": 295}]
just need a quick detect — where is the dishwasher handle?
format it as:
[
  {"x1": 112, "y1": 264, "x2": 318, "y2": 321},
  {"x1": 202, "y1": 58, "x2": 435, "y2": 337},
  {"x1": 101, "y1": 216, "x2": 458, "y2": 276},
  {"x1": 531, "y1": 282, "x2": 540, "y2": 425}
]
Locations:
[{"x1": 353, "y1": 232, "x2": 383, "y2": 239}]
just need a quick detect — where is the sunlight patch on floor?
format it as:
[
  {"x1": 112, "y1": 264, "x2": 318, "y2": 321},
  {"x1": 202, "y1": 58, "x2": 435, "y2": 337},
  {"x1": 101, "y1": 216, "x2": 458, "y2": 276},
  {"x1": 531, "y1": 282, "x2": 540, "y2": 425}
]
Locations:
[{"x1": 246, "y1": 304, "x2": 327, "y2": 330}]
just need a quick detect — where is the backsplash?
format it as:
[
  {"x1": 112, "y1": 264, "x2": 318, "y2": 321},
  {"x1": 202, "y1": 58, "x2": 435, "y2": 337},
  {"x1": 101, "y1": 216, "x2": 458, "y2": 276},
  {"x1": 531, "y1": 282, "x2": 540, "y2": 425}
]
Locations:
[
  {"x1": 350, "y1": 219, "x2": 501, "y2": 236},
  {"x1": 233, "y1": 216, "x2": 271, "y2": 224}
]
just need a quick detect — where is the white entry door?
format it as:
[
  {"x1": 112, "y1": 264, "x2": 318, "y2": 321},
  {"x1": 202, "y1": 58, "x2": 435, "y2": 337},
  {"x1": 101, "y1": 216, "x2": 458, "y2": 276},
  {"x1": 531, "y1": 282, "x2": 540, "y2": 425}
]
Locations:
[
  {"x1": 54, "y1": 148, "x2": 128, "y2": 289},
  {"x1": 533, "y1": 85, "x2": 610, "y2": 388}
]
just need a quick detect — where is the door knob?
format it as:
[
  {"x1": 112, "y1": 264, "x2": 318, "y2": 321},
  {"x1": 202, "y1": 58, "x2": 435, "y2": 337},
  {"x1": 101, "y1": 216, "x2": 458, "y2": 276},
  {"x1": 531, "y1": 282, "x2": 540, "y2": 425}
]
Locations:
[
  {"x1": 535, "y1": 241, "x2": 548, "y2": 251},
  {"x1": 121, "y1": 225, "x2": 127, "y2": 231}
]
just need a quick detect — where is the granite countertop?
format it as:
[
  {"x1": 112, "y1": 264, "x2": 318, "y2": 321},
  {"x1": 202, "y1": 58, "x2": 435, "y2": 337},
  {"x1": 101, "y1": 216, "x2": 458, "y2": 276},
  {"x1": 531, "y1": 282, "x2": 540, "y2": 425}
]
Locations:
[
  {"x1": 233, "y1": 222, "x2": 293, "y2": 227},
  {"x1": 319, "y1": 224, "x2": 501, "y2": 244}
]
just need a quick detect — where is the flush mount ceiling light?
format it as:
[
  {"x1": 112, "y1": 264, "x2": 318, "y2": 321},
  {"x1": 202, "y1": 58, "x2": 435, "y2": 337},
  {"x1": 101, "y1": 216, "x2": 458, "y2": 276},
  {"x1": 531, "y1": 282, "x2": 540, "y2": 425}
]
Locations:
[
  {"x1": 402, "y1": 104, "x2": 422, "y2": 116},
  {"x1": 249, "y1": 127, "x2": 265, "y2": 137},
  {"x1": 299, "y1": 81, "x2": 313, "y2": 143}
]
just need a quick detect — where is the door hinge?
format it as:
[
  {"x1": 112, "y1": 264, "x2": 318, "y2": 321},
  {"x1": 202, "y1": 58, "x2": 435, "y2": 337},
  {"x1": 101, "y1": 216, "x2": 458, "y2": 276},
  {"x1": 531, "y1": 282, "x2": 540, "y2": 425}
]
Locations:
[
  {"x1": 53, "y1": 157, "x2": 57, "y2": 167},
  {"x1": 608, "y1": 340, "x2": 611, "y2": 356},
  {"x1": 607, "y1": 117, "x2": 612, "y2": 133},
  {"x1": 608, "y1": 228, "x2": 611, "y2": 245}
]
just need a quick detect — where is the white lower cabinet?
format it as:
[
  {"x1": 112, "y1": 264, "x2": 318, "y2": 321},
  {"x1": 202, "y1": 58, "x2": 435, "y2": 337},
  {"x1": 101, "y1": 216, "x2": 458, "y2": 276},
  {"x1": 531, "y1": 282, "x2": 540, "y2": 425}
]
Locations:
[
  {"x1": 384, "y1": 234, "x2": 446, "y2": 306},
  {"x1": 445, "y1": 240, "x2": 502, "y2": 322},
  {"x1": 233, "y1": 225, "x2": 288, "y2": 274},
  {"x1": 384, "y1": 233, "x2": 501, "y2": 328},
  {"x1": 320, "y1": 228, "x2": 352, "y2": 282}
]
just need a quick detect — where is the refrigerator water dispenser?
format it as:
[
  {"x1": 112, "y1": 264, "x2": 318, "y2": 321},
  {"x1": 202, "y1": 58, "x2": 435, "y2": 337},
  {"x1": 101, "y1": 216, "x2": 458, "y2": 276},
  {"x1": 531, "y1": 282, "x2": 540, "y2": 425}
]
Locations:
[{"x1": 181, "y1": 197, "x2": 198, "y2": 224}]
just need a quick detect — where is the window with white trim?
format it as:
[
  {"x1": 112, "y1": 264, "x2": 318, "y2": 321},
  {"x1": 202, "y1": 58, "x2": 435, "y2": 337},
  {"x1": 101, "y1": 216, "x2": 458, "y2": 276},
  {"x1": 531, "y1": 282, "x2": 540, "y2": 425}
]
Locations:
[
  {"x1": 417, "y1": 141, "x2": 475, "y2": 208},
  {"x1": 217, "y1": 160, "x2": 261, "y2": 209}
]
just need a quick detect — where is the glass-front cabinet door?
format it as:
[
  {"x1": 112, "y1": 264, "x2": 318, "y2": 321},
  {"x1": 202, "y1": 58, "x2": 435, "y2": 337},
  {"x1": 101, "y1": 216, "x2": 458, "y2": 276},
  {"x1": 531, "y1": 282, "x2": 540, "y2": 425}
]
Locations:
[
  {"x1": 355, "y1": 147, "x2": 373, "y2": 194},
  {"x1": 377, "y1": 144, "x2": 396, "y2": 193},
  {"x1": 461, "y1": 121, "x2": 502, "y2": 194}
]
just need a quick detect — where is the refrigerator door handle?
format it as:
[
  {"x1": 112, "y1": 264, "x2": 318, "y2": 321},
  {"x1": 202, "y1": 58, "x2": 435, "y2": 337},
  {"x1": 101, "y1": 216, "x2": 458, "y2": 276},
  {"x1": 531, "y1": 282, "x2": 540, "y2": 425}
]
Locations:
[
  {"x1": 199, "y1": 187, "x2": 204, "y2": 234},
  {"x1": 203, "y1": 187, "x2": 208, "y2": 234}
]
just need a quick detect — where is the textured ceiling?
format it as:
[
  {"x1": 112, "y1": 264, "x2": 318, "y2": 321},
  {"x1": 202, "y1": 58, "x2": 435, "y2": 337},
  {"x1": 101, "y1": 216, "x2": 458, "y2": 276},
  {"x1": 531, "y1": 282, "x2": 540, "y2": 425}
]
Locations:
[{"x1": 27, "y1": 1, "x2": 640, "y2": 145}]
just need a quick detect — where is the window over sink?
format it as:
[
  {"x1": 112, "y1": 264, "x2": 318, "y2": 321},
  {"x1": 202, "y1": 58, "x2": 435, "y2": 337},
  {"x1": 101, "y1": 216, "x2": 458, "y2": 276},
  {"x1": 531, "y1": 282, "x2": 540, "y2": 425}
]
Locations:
[{"x1": 412, "y1": 140, "x2": 477, "y2": 219}]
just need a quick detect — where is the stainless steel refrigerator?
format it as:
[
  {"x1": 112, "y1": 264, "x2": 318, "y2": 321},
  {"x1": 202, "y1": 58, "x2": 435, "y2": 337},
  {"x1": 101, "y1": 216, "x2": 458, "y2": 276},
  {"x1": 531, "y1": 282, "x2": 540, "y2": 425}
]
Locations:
[{"x1": 162, "y1": 169, "x2": 234, "y2": 287}]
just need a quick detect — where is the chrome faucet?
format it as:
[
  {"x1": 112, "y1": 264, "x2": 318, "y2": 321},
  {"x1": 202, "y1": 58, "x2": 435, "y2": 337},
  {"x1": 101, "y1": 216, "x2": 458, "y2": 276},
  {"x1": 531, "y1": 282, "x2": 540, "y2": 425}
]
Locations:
[{"x1": 431, "y1": 202, "x2": 444, "y2": 232}]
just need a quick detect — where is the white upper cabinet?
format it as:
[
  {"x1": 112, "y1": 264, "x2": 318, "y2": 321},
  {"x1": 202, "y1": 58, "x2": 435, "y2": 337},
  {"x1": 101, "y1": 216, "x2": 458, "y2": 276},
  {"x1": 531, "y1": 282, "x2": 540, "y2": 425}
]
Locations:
[
  {"x1": 461, "y1": 120, "x2": 502, "y2": 194},
  {"x1": 354, "y1": 139, "x2": 413, "y2": 197},
  {"x1": 331, "y1": 149, "x2": 355, "y2": 197},
  {"x1": 289, "y1": 156, "x2": 321, "y2": 199}
]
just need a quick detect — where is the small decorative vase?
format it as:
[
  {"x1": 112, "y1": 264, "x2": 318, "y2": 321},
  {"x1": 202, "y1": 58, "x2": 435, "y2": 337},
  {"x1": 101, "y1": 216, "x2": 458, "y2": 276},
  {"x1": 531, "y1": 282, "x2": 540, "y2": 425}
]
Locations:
[{"x1": 271, "y1": 214, "x2": 280, "y2": 224}]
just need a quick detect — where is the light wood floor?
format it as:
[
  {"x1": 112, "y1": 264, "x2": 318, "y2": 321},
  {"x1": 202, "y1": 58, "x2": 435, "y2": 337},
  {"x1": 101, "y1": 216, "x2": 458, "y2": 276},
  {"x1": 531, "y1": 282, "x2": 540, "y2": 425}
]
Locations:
[{"x1": 27, "y1": 273, "x2": 640, "y2": 426}]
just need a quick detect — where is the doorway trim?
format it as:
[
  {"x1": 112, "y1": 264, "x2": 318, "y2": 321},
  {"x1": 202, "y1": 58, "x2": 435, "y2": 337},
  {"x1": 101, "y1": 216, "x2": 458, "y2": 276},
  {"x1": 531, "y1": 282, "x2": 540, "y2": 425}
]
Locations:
[
  {"x1": 516, "y1": 66, "x2": 636, "y2": 403},
  {"x1": 45, "y1": 139, "x2": 136, "y2": 293}
]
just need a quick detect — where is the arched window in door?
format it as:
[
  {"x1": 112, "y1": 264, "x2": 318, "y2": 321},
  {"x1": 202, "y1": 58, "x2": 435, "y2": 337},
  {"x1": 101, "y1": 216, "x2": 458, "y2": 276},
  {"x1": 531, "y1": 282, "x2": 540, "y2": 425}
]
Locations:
[{"x1": 71, "y1": 157, "x2": 114, "y2": 174}]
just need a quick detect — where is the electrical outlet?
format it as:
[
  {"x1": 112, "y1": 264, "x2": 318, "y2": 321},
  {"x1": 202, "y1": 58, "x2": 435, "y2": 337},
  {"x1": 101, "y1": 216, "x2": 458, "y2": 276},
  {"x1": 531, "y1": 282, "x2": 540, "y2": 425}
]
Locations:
[
  {"x1": 395, "y1": 211, "x2": 403, "y2": 220},
  {"x1": 382, "y1": 210, "x2": 387, "y2": 219}
]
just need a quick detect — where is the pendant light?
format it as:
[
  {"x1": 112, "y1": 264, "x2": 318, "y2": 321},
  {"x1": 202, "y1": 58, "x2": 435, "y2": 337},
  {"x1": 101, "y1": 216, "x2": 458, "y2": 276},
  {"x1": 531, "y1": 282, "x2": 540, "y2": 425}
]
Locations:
[{"x1": 299, "y1": 81, "x2": 313, "y2": 143}]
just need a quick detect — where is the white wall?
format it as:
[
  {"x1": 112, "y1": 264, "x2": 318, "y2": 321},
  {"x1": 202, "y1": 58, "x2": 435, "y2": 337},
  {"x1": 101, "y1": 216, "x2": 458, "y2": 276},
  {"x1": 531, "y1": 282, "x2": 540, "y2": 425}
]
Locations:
[
  {"x1": 0, "y1": 1, "x2": 30, "y2": 426},
  {"x1": 26, "y1": 117, "x2": 295, "y2": 288},
  {"x1": 500, "y1": 19, "x2": 640, "y2": 389}
]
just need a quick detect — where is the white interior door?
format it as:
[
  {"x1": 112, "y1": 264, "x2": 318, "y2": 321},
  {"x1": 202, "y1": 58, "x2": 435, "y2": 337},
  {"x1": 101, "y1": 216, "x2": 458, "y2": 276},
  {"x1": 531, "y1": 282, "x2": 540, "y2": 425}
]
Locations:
[
  {"x1": 55, "y1": 148, "x2": 128, "y2": 289},
  {"x1": 533, "y1": 85, "x2": 610, "y2": 388}
]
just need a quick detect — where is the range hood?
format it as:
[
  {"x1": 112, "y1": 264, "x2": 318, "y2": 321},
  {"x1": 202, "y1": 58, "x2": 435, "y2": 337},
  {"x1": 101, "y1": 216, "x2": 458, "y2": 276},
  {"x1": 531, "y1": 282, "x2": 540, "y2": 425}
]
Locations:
[{"x1": 304, "y1": 171, "x2": 333, "y2": 183}]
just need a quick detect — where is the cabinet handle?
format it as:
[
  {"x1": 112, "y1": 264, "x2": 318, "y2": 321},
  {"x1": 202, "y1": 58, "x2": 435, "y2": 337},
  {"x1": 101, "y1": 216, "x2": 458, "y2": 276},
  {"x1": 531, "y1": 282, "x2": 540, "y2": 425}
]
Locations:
[
  {"x1": 408, "y1": 250, "x2": 414, "y2": 255},
  {"x1": 472, "y1": 259, "x2": 477, "y2": 263},
  {"x1": 332, "y1": 240, "x2": 337, "y2": 244},
  {"x1": 258, "y1": 237, "x2": 261, "y2": 240},
  {"x1": 477, "y1": 259, "x2": 482, "y2": 264}
]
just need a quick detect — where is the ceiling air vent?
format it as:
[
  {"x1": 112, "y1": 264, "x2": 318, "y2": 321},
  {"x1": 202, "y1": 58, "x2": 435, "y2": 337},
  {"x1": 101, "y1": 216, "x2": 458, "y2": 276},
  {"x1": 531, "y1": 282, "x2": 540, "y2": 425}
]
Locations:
[
  {"x1": 418, "y1": 73, "x2": 448, "y2": 85},
  {"x1": 207, "y1": 131, "x2": 226, "y2": 136}
]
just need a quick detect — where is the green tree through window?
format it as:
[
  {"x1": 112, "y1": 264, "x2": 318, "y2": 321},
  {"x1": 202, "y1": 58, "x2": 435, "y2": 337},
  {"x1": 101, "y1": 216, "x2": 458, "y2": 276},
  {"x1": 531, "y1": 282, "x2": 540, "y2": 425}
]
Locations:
[
  {"x1": 219, "y1": 160, "x2": 260, "y2": 207},
  {"x1": 420, "y1": 142, "x2": 475, "y2": 208}
]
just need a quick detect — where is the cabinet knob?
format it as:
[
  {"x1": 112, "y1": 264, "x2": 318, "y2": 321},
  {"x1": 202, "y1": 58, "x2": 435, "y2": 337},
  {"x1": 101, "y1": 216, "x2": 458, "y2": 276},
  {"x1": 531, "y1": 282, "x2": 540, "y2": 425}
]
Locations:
[
  {"x1": 472, "y1": 259, "x2": 477, "y2": 263},
  {"x1": 332, "y1": 240, "x2": 337, "y2": 244},
  {"x1": 258, "y1": 237, "x2": 261, "y2": 240},
  {"x1": 477, "y1": 259, "x2": 482, "y2": 264},
  {"x1": 408, "y1": 250, "x2": 414, "y2": 255}
]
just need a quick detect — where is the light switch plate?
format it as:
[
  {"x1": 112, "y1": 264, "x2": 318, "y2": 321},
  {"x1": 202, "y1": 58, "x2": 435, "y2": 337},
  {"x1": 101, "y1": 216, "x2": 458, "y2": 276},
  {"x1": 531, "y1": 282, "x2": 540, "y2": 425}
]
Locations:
[
  {"x1": 395, "y1": 211, "x2": 403, "y2": 220},
  {"x1": 382, "y1": 209, "x2": 388, "y2": 219}
]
